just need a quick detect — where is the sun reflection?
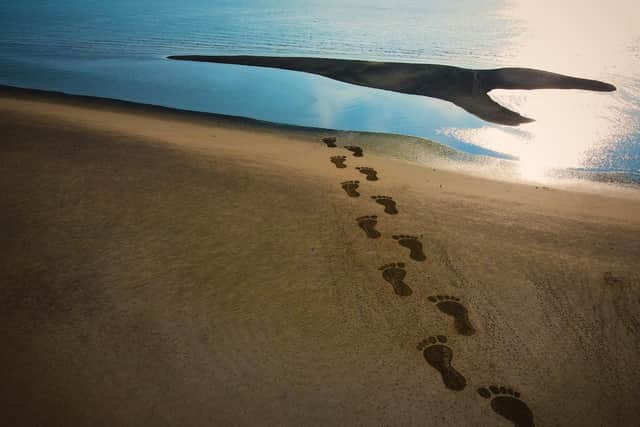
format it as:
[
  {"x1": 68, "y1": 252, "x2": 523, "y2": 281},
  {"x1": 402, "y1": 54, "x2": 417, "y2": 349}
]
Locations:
[{"x1": 446, "y1": 0, "x2": 640, "y2": 183}]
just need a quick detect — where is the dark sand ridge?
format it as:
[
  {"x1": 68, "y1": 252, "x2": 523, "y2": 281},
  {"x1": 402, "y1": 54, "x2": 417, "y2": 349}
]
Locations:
[
  {"x1": 2, "y1": 87, "x2": 640, "y2": 426},
  {"x1": 168, "y1": 55, "x2": 616, "y2": 126}
]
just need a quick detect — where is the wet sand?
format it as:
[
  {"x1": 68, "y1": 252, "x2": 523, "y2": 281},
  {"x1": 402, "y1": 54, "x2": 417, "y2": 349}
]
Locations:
[
  {"x1": 168, "y1": 55, "x2": 616, "y2": 126},
  {"x1": 1, "y1": 86, "x2": 639, "y2": 426}
]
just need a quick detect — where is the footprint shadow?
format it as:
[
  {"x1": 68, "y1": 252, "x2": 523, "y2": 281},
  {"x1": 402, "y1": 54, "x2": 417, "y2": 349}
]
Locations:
[
  {"x1": 428, "y1": 295, "x2": 475, "y2": 336},
  {"x1": 478, "y1": 386, "x2": 535, "y2": 427}
]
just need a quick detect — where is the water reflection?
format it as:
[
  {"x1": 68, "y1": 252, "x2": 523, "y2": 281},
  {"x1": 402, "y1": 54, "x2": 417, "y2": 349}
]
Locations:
[
  {"x1": 452, "y1": 0, "x2": 640, "y2": 181},
  {"x1": 0, "y1": 0, "x2": 637, "y2": 185}
]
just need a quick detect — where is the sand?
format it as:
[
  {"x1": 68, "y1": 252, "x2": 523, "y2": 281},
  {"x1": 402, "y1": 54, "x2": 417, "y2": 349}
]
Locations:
[{"x1": 1, "y1": 86, "x2": 639, "y2": 427}]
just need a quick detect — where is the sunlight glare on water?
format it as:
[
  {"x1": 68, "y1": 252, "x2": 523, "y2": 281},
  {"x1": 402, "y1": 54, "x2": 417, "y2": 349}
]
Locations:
[
  {"x1": 0, "y1": 0, "x2": 638, "y2": 184},
  {"x1": 450, "y1": 0, "x2": 640, "y2": 181}
]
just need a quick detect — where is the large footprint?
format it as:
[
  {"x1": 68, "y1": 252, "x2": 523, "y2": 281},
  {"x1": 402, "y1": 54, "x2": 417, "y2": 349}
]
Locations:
[
  {"x1": 331, "y1": 155, "x2": 347, "y2": 168},
  {"x1": 322, "y1": 136, "x2": 337, "y2": 147},
  {"x1": 371, "y1": 195, "x2": 398, "y2": 215},
  {"x1": 392, "y1": 235, "x2": 426, "y2": 261},
  {"x1": 345, "y1": 145, "x2": 364, "y2": 157},
  {"x1": 417, "y1": 335, "x2": 466, "y2": 391},
  {"x1": 356, "y1": 215, "x2": 381, "y2": 239},
  {"x1": 428, "y1": 295, "x2": 476, "y2": 336},
  {"x1": 379, "y1": 262, "x2": 412, "y2": 296},
  {"x1": 478, "y1": 386, "x2": 535, "y2": 427},
  {"x1": 341, "y1": 181, "x2": 360, "y2": 197},
  {"x1": 356, "y1": 166, "x2": 379, "y2": 181}
]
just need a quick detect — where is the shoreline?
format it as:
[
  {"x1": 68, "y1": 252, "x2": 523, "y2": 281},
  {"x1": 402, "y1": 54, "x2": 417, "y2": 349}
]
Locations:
[
  {"x1": 2, "y1": 84, "x2": 638, "y2": 194},
  {"x1": 0, "y1": 84, "x2": 460, "y2": 155},
  {"x1": 2, "y1": 86, "x2": 640, "y2": 425}
]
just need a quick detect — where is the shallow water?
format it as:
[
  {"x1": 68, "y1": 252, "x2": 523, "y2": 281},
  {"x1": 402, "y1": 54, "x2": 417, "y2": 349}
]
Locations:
[{"x1": 1, "y1": 0, "x2": 638, "y2": 183}]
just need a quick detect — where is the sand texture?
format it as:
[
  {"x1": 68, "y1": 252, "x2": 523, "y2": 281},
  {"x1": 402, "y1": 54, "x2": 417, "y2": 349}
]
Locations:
[{"x1": 1, "y1": 87, "x2": 639, "y2": 427}]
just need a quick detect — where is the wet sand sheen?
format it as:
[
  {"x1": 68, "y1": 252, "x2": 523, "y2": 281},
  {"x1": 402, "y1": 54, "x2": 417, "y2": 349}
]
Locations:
[{"x1": 1, "y1": 87, "x2": 639, "y2": 426}]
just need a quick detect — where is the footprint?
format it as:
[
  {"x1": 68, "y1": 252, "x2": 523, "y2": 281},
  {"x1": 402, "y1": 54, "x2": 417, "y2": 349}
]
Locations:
[
  {"x1": 417, "y1": 336, "x2": 466, "y2": 391},
  {"x1": 341, "y1": 181, "x2": 360, "y2": 197},
  {"x1": 478, "y1": 386, "x2": 535, "y2": 427},
  {"x1": 356, "y1": 167, "x2": 379, "y2": 181},
  {"x1": 428, "y1": 295, "x2": 475, "y2": 336},
  {"x1": 603, "y1": 271, "x2": 624, "y2": 286},
  {"x1": 379, "y1": 262, "x2": 412, "y2": 296},
  {"x1": 371, "y1": 195, "x2": 398, "y2": 215},
  {"x1": 322, "y1": 136, "x2": 337, "y2": 147},
  {"x1": 330, "y1": 155, "x2": 347, "y2": 169},
  {"x1": 392, "y1": 235, "x2": 426, "y2": 261},
  {"x1": 356, "y1": 215, "x2": 381, "y2": 239},
  {"x1": 345, "y1": 145, "x2": 364, "y2": 157}
]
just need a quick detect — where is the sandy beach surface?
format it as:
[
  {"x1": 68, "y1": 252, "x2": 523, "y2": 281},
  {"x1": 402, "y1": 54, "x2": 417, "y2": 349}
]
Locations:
[{"x1": 1, "y1": 87, "x2": 639, "y2": 426}]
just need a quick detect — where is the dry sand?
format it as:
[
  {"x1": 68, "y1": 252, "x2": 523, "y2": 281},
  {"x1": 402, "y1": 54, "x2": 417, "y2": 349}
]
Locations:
[{"x1": 1, "y1": 87, "x2": 639, "y2": 426}]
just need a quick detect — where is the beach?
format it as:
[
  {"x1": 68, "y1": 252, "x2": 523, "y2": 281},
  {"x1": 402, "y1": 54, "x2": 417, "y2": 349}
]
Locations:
[{"x1": 1, "y1": 86, "x2": 639, "y2": 426}]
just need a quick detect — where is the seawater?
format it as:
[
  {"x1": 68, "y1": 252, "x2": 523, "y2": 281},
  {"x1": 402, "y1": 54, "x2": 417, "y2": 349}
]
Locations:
[{"x1": 1, "y1": 0, "x2": 638, "y2": 183}]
